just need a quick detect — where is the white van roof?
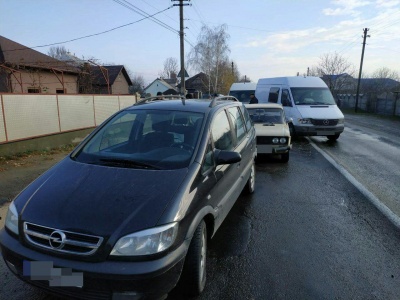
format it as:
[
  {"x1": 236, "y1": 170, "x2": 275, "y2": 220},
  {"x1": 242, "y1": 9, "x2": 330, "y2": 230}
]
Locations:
[
  {"x1": 257, "y1": 76, "x2": 328, "y2": 88},
  {"x1": 229, "y1": 82, "x2": 257, "y2": 91}
]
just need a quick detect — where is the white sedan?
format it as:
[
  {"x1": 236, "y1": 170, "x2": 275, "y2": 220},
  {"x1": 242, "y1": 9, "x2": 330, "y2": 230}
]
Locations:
[{"x1": 245, "y1": 103, "x2": 292, "y2": 162}]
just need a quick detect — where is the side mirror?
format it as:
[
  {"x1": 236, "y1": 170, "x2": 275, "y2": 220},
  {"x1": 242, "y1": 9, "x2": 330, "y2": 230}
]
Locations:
[
  {"x1": 214, "y1": 149, "x2": 241, "y2": 165},
  {"x1": 287, "y1": 117, "x2": 293, "y2": 124}
]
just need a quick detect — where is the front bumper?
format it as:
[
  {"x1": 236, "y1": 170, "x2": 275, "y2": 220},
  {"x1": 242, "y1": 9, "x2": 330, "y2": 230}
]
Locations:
[
  {"x1": 294, "y1": 124, "x2": 344, "y2": 136},
  {"x1": 0, "y1": 228, "x2": 188, "y2": 300},
  {"x1": 256, "y1": 144, "x2": 292, "y2": 155}
]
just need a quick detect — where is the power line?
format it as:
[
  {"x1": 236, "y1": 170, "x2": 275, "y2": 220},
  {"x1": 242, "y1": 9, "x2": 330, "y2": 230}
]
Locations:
[
  {"x1": 3, "y1": 6, "x2": 173, "y2": 52},
  {"x1": 113, "y1": 0, "x2": 178, "y2": 35}
]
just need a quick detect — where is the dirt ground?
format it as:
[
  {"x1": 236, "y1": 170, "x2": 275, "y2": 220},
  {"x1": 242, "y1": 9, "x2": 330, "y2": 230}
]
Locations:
[{"x1": 0, "y1": 148, "x2": 72, "y2": 228}]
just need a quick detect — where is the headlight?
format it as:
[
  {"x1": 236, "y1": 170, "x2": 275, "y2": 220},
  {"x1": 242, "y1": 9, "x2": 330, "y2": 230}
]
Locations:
[
  {"x1": 272, "y1": 138, "x2": 279, "y2": 144},
  {"x1": 298, "y1": 118, "x2": 312, "y2": 124},
  {"x1": 5, "y1": 201, "x2": 19, "y2": 235},
  {"x1": 110, "y1": 223, "x2": 178, "y2": 256},
  {"x1": 279, "y1": 138, "x2": 287, "y2": 144},
  {"x1": 338, "y1": 118, "x2": 345, "y2": 124}
]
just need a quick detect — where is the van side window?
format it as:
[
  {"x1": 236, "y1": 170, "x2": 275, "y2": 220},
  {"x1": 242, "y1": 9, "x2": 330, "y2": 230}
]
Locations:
[
  {"x1": 281, "y1": 89, "x2": 292, "y2": 107},
  {"x1": 268, "y1": 87, "x2": 280, "y2": 103}
]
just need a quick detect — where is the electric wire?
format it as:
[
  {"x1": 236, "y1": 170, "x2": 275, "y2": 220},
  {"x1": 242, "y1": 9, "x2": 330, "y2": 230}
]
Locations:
[{"x1": 3, "y1": 6, "x2": 173, "y2": 52}]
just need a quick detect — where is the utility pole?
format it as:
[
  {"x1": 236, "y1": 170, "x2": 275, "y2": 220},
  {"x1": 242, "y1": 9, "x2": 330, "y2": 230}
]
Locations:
[
  {"x1": 355, "y1": 28, "x2": 370, "y2": 113},
  {"x1": 232, "y1": 62, "x2": 234, "y2": 76},
  {"x1": 173, "y1": 0, "x2": 190, "y2": 95}
]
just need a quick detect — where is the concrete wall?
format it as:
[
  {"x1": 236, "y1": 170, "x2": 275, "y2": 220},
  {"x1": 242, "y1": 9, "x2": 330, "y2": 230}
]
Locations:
[{"x1": 0, "y1": 93, "x2": 137, "y2": 155}]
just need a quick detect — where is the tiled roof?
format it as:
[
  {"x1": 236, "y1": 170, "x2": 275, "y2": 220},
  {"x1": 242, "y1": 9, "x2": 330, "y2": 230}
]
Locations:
[
  {"x1": 91, "y1": 65, "x2": 132, "y2": 86},
  {"x1": 0, "y1": 35, "x2": 80, "y2": 74}
]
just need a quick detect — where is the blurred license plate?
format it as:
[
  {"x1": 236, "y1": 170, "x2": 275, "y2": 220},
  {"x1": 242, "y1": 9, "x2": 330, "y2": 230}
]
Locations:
[{"x1": 317, "y1": 131, "x2": 334, "y2": 135}]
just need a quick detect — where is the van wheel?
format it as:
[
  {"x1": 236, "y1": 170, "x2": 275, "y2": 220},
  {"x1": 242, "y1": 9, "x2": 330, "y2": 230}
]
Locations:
[
  {"x1": 281, "y1": 152, "x2": 289, "y2": 163},
  {"x1": 181, "y1": 220, "x2": 207, "y2": 297},
  {"x1": 244, "y1": 161, "x2": 255, "y2": 194},
  {"x1": 327, "y1": 134, "x2": 340, "y2": 141}
]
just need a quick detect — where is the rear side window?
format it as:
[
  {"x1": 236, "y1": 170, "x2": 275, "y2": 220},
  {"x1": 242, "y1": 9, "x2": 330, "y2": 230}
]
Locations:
[
  {"x1": 240, "y1": 105, "x2": 253, "y2": 132},
  {"x1": 268, "y1": 87, "x2": 280, "y2": 103},
  {"x1": 211, "y1": 110, "x2": 234, "y2": 151},
  {"x1": 227, "y1": 106, "x2": 246, "y2": 143}
]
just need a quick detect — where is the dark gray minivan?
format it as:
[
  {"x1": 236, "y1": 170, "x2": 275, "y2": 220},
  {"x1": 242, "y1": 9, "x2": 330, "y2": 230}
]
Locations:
[{"x1": 1, "y1": 96, "x2": 257, "y2": 300}]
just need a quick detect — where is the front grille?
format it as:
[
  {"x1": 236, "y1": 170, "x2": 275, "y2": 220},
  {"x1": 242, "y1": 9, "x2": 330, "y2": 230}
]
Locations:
[
  {"x1": 24, "y1": 222, "x2": 103, "y2": 256},
  {"x1": 311, "y1": 119, "x2": 338, "y2": 126}
]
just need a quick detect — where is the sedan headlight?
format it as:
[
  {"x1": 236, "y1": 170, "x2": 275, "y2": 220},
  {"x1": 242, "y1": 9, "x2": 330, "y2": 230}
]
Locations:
[
  {"x1": 298, "y1": 118, "x2": 312, "y2": 124},
  {"x1": 110, "y1": 223, "x2": 178, "y2": 256},
  {"x1": 279, "y1": 138, "x2": 287, "y2": 144},
  {"x1": 5, "y1": 201, "x2": 19, "y2": 235},
  {"x1": 272, "y1": 138, "x2": 279, "y2": 144}
]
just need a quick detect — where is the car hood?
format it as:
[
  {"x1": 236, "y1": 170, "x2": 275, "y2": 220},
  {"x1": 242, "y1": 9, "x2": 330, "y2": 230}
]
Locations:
[
  {"x1": 295, "y1": 105, "x2": 344, "y2": 119},
  {"x1": 17, "y1": 157, "x2": 187, "y2": 238},
  {"x1": 254, "y1": 123, "x2": 290, "y2": 137}
]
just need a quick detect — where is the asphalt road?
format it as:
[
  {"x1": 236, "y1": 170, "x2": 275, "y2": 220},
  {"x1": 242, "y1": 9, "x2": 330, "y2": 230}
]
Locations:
[{"x1": 1, "y1": 113, "x2": 400, "y2": 299}]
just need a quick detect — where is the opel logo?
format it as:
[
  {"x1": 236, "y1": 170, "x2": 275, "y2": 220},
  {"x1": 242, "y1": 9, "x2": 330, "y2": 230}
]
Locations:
[
  {"x1": 49, "y1": 230, "x2": 66, "y2": 249},
  {"x1": 323, "y1": 119, "x2": 329, "y2": 125}
]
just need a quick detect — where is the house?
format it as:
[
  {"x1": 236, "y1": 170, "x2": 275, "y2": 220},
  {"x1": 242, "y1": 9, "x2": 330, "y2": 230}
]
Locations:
[
  {"x1": 176, "y1": 72, "x2": 209, "y2": 96},
  {"x1": 144, "y1": 78, "x2": 177, "y2": 96},
  {"x1": 0, "y1": 35, "x2": 80, "y2": 94},
  {"x1": 90, "y1": 65, "x2": 132, "y2": 95},
  {"x1": 57, "y1": 53, "x2": 132, "y2": 95}
]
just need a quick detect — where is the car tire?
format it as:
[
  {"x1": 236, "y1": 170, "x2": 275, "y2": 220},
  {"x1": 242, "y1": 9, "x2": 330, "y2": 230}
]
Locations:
[
  {"x1": 180, "y1": 220, "x2": 207, "y2": 297},
  {"x1": 244, "y1": 161, "x2": 255, "y2": 194},
  {"x1": 327, "y1": 134, "x2": 340, "y2": 141},
  {"x1": 280, "y1": 152, "x2": 289, "y2": 163}
]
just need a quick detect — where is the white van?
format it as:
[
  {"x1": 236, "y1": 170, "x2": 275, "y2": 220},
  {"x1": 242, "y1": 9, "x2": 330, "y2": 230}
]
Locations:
[
  {"x1": 255, "y1": 76, "x2": 344, "y2": 140},
  {"x1": 229, "y1": 82, "x2": 257, "y2": 103}
]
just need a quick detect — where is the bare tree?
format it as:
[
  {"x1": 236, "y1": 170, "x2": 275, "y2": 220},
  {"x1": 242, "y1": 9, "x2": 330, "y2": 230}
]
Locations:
[
  {"x1": 188, "y1": 24, "x2": 231, "y2": 94},
  {"x1": 159, "y1": 57, "x2": 179, "y2": 79},
  {"x1": 311, "y1": 52, "x2": 356, "y2": 97},
  {"x1": 47, "y1": 46, "x2": 69, "y2": 60},
  {"x1": 360, "y1": 67, "x2": 400, "y2": 111},
  {"x1": 129, "y1": 74, "x2": 146, "y2": 95}
]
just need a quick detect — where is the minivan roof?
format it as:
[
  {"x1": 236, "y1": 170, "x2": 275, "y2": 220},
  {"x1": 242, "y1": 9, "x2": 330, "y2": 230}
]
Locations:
[
  {"x1": 257, "y1": 76, "x2": 328, "y2": 88},
  {"x1": 229, "y1": 82, "x2": 257, "y2": 91}
]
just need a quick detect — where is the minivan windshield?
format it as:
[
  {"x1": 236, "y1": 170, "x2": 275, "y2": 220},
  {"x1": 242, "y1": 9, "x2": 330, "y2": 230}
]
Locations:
[
  {"x1": 72, "y1": 109, "x2": 204, "y2": 170},
  {"x1": 290, "y1": 87, "x2": 336, "y2": 105}
]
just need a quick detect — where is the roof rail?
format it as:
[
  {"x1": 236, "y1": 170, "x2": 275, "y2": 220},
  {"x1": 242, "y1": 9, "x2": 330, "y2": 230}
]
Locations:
[
  {"x1": 135, "y1": 95, "x2": 186, "y2": 106},
  {"x1": 209, "y1": 95, "x2": 239, "y2": 108}
]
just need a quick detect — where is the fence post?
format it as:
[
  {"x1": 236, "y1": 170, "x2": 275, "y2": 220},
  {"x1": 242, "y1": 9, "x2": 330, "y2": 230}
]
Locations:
[{"x1": 1, "y1": 94, "x2": 9, "y2": 142}]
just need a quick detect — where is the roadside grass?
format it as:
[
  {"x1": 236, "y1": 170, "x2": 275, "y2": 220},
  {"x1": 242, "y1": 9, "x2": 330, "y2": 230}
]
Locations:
[
  {"x1": 341, "y1": 108, "x2": 400, "y2": 122},
  {"x1": 0, "y1": 144, "x2": 77, "y2": 165}
]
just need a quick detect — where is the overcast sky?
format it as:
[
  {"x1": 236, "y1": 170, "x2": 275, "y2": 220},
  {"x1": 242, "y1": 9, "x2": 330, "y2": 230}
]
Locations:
[{"x1": 1, "y1": 0, "x2": 399, "y2": 85}]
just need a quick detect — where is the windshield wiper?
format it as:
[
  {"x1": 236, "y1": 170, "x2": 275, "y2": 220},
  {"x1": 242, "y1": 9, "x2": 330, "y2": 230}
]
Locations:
[{"x1": 99, "y1": 158, "x2": 162, "y2": 170}]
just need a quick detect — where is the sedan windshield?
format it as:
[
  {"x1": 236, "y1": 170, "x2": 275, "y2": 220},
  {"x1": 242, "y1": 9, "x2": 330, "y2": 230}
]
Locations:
[
  {"x1": 247, "y1": 108, "x2": 285, "y2": 124},
  {"x1": 72, "y1": 109, "x2": 204, "y2": 170},
  {"x1": 290, "y1": 87, "x2": 336, "y2": 105}
]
